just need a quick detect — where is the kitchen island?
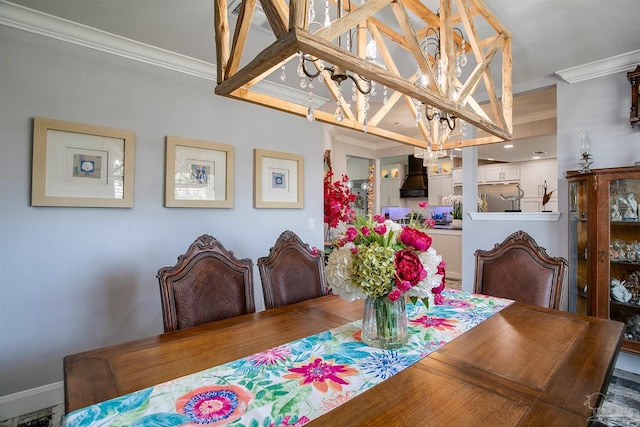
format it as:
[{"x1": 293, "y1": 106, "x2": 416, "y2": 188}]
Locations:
[{"x1": 428, "y1": 227, "x2": 462, "y2": 280}]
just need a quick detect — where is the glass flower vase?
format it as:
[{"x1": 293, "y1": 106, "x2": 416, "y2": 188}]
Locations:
[{"x1": 361, "y1": 295, "x2": 408, "y2": 349}]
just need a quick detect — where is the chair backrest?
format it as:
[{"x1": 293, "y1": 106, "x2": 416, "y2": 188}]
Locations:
[
  {"x1": 157, "y1": 234, "x2": 255, "y2": 332},
  {"x1": 474, "y1": 230, "x2": 567, "y2": 309},
  {"x1": 258, "y1": 230, "x2": 328, "y2": 309}
]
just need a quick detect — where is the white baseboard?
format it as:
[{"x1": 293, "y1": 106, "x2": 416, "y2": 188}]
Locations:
[{"x1": 0, "y1": 382, "x2": 64, "y2": 422}]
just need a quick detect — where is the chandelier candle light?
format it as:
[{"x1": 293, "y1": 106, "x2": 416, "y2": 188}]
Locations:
[
  {"x1": 325, "y1": 202, "x2": 446, "y2": 349},
  {"x1": 214, "y1": 0, "x2": 513, "y2": 151}
]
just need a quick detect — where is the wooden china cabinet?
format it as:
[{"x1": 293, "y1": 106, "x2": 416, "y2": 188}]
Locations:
[{"x1": 567, "y1": 166, "x2": 640, "y2": 353}]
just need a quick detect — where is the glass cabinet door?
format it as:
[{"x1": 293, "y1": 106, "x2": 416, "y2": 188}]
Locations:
[
  {"x1": 568, "y1": 179, "x2": 589, "y2": 315},
  {"x1": 609, "y1": 177, "x2": 640, "y2": 345}
]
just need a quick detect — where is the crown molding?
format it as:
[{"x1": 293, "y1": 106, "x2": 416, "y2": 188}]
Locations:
[
  {"x1": 555, "y1": 50, "x2": 640, "y2": 84},
  {"x1": 0, "y1": 0, "x2": 322, "y2": 106},
  {"x1": 0, "y1": 0, "x2": 216, "y2": 80}
]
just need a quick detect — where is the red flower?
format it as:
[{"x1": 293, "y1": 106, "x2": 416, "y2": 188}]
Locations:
[
  {"x1": 283, "y1": 357, "x2": 358, "y2": 393},
  {"x1": 324, "y1": 171, "x2": 357, "y2": 228},
  {"x1": 361, "y1": 226, "x2": 371, "y2": 237},
  {"x1": 418, "y1": 201, "x2": 428, "y2": 208},
  {"x1": 395, "y1": 249, "x2": 427, "y2": 286},
  {"x1": 373, "y1": 223, "x2": 387, "y2": 235},
  {"x1": 399, "y1": 227, "x2": 432, "y2": 251},
  {"x1": 373, "y1": 214, "x2": 385, "y2": 223},
  {"x1": 388, "y1": 288, "x2": 402, "y2": 301}
]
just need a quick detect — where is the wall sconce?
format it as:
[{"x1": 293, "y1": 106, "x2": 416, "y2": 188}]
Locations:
[{"x1": 628, "y1": 65, "x2": 639, "y2": 128}]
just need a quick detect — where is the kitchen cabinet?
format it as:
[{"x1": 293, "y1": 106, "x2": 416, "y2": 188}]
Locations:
[
  {"x1": 452, "y1": 169, "x2": 463, "y2": 186},
  {"x1": 482, "y1": 164, "x2": 520, "y2": 183},
  {"x1": 380, "y1": 178, "x2": 401, "y2": 207},
  {"x1": 428, "y1": 173, "x2": 453, "y2": 206},
  {"x1": 379, "y1": 164, "x2": 405, "y2": 208},
  {"x1": 520, "y1": 159, "x2": 558, "y2": 212},
  {"x1": 567, "y1": 166, "x2": 640, "y2": 354}
]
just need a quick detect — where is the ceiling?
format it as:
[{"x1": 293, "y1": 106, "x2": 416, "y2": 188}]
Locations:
[{"x1": 6, "y1": 0, "x2": 640, "y2": 162}]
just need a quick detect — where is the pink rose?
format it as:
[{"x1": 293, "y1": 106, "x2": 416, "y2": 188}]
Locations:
[
  {"x1": 361, "y1": 226, "x2": 371, "y2": 237},
  {"x1": 373, "y1": 214, "x2": 385, "y2": 223},
  {"x1": 374, "y1": 223, "x2": 387, "y2": 235},
  {"x1": 395, "y1": 249, "x2": 427, "y2": 286},
  {"x1": 311, "y1": 247, "x2": 319, "y2": 256},
  {"x1": 418, "y1": 201, "x2": 428, "y2": 208},
  {"x1": 400, "y1": 227, "x2": 432, "y2": 251},
  {"x1": 397, "y1": 280, "x2": 412, "y2": 292},
  {"x1": 424, "y1": 218, "x2": 435, "y2": 228},
  {"x1": 345, "y1": 227, "x2": 358, "y2": 241},
  {"x1": 388, "y1": 288, "x2": 402, "y2": 301}
]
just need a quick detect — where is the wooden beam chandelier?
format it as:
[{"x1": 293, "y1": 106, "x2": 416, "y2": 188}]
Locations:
[{"x1": 214, "y1": 0, "x2": 513, "y2": 150}]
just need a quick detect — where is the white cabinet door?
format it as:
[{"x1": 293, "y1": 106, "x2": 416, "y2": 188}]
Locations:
[
  {"x1": 428, "y1": 174, "x2": 453, "y2": 206},
  {"x1": 380, "y1": 179, "x2": 400, "y2": 207},
  {"x1": 452, "y1": 169, "x2": 463, "y2": 185},
  {"x1": 540, "y1": 160, "x2": 558, "y2": 192},
  {"x1": 483, "y1": 164, "x2": 520, "y2": 183},
  {"x1": 483, "y1": 165, "x2": 503, "y2": 182},
  {"x1": 440, "y1": 174, "x2": 453, "y2": 198},
  {"x1": 520, "y1": 162, "x2": 541, "y2": 198},
  {"x1": 428, "y1": 175, "x2": 440, "y2": 206},
  {"x1": 477, "y1": 166, "x2": 486, "y2": 184},
  {"x1": 503, "y1": 164, "x2": 520, "y2": 181}
]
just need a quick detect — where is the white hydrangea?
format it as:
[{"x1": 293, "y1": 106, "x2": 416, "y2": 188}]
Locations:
[
  {"x1": 325, "y1": 244, "x2": 368, "y2": 301},
  {"x1": 405, "y1": 247, "x2": 443, "y2": 301}
]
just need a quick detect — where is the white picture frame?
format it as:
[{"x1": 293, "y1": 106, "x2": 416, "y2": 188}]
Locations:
[
  {"x1": 254, "y1": 149, "x2": 303, "y2": 209},
  {"x1": 31, "y1": 117, "x2": 135, "y2": 208},
  {"x1": 165, "y1": 136, "x2": 234, "y2": 208}
]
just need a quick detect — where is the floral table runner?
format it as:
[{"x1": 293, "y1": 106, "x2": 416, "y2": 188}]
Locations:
[{"x1": 63, "y1": 290, "x2": 512, "y2": 427}]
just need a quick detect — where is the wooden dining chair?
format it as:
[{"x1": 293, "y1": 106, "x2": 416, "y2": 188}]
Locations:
[
  {"x1": 474, "y1": 230, "x2": 567, "y2": 309},
  {"x1": 157, "y1": 234, "x2": 255, "y2": 332},
  {"x1": 258, "y1": 230, "x2": 328, "y2": 310}
]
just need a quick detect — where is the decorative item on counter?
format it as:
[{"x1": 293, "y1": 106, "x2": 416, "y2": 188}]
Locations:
[
  {"x1": 542, "y1": 180, "x2": 555, "y2": 212},
  {"x1": 611, "y1": 278, "x2": 632, "y2": 303},
  {"x1": 325, "y1": 201, "x2": 446, "y2": 349},
  {"x1": 577, "y1": 130, "x2": 594, "y2": 173},
  {"x1": 500, "y1": 184, "x2": 524, "y2": 212}
]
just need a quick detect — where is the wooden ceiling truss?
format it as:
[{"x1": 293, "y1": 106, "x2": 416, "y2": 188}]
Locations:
[{"x1": 214, "y1": 0, "x2": 513, "y2": 149}]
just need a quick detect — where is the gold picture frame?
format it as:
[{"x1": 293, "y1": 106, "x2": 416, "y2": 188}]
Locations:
[
  {"x1": 165, "y1": 136, "x2": 234, "y2": 208},
  {"x1": 254, "y1": 149, "x2": 303, "y2": 209},
  {"x1": 31, "y1": 117, "x2": 135, "y2": 207}
]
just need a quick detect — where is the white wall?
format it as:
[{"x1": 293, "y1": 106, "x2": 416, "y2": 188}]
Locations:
[
  {"x1": 0, "y1": 24, "x2": 325, "y2": 410},
  {"x1": 556, "y1": 71, "x2": 640, "y2": 374}
]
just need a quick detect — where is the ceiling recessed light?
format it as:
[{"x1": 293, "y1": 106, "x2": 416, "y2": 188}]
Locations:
[
  {"x1": 487, "y1": 158, "x2": 494, "y2": 161},
  {"x1": 504, "y1": 144, "x2": 514, "y2": 149},
  {"x1": 454, "y1": 148, "x2": 462, "y2": 151},
  {"x1": 532, "y1": 156, "x2": 541, "y2": 160}
]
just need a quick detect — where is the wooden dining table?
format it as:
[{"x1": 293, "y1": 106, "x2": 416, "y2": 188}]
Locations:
[{"x1": 64, "y1": 294, "x2": 624, "y2": 426}]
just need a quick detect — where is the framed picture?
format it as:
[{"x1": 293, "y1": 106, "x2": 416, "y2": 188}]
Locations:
[
  {"x1": 31, "y1": 117, "x2": 135, "y2": 207},
  {"x1": 254, "y1": 149, "x2": 303, "y2": 209},
  {"x1": 165, "y1": 136, "x2": 234, "y2": 208}
]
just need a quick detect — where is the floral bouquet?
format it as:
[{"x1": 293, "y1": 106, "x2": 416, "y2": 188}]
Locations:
[
  {"x1": 324, "y1": 170, "x2": 357, "y2": 241},
  {"x1": 325, "y1": 202, "x2": 445, "y2": 348}
]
